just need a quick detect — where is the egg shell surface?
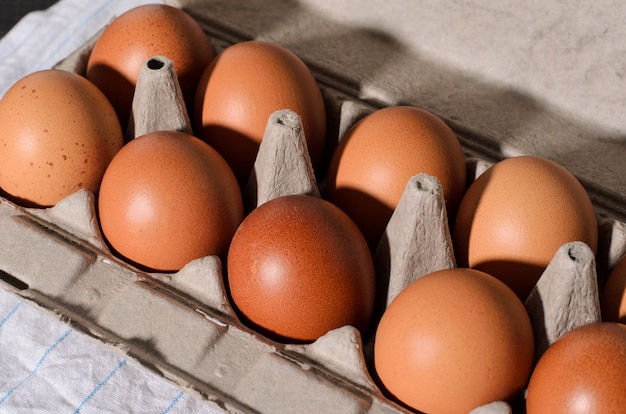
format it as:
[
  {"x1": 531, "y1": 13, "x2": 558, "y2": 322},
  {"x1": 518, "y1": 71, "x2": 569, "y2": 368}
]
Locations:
[
  {"x1": 324, "y1": 105, "x2": 467, "y2": 249},
  {"x1": 526, "y1": 322, "x2": 626, "y2": 413},
  {"x1": 194, "y1": 40, "x2": 327, "y2": 188},
  {"x1": 374, "y1": 267, "x2": 534, "y2": 414},
  {"x1": 453, "y1": 155, "x2": 598, "y2": 301},
  {"x1": 227, "y1": 194, "x2": 375, "y2": 343},
  {"x1": 86, "y1": 4, "x2": 214, "y2": 129},
  {"x1": 601, "y1": 254, "x2": 626, "y2": 324},
  {"x1": 98, "y1": 130, "x2": 243, "y2": 272},
  {"x1": 0, "y1": 69, "x2": 123, "y2": 207}
]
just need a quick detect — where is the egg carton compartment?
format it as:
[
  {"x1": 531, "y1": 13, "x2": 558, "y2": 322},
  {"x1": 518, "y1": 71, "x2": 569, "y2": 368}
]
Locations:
[
  {"x1": 1, "y1": 115, "x2": 623, "y2": 414},
  {"x1": 2, "y1": 3, "x2": 626, "y2": 414}
]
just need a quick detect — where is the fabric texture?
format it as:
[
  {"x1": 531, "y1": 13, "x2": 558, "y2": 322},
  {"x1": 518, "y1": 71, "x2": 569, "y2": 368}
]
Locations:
[
  {"x1": 0, "y1": 288, "x2": 222, "y2": 414},
  {"x1": 0, "y1": 1, "x2": 224, "y2": 412},
  {"x1": 0, "y1": 0, "x2": 161, "y2": 98},
  {"x1": 0, "y1": 0, "x2": 59, "y2": 38}
]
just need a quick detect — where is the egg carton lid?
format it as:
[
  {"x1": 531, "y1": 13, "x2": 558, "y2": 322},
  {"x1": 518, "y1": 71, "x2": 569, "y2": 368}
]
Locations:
[{"x1": 165, "y1": 0, "x2": 626, "y2": 223}]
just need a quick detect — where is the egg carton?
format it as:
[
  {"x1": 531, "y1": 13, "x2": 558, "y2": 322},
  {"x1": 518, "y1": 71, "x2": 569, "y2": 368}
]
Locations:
[{"x1": 2, "y1": 4, "x2": 626, "y2": 414}]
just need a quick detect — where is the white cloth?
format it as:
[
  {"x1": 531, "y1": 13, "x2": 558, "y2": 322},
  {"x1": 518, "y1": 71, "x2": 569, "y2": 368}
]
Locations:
[
  {"x1": 0, "y1": 0, "x2": 162, "y2": 98},
  {"x1": 0, "y1": 1, "x2": 223, "y2": 412},
  {"x1": 0, "y1": 288, "x2": 220, "y2": 413}
]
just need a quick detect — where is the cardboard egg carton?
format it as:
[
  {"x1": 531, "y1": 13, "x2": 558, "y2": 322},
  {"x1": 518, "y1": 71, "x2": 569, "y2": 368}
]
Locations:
[{"x1": 2, "y1": 3, "x2": 626, "y2": 414}]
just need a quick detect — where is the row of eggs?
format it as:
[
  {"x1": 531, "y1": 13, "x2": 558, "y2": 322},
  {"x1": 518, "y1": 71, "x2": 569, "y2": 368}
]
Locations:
[{"x1": 0, "y1": 4, "x2": 625, "y2": 413}]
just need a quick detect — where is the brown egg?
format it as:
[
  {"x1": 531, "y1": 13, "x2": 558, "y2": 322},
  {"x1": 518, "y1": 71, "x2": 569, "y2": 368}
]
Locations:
[
  {"x1": 526, "y1": 322, "x2": 626, "y2": 413},
  {"x1": 98, "y1": 130, "x2": 243, "y2": 272},
  {"x1": 601, "y1": 254, "x2": 626, "y2": 324},
  {"x1": 454, "y1": 155, "x2": 598, "y2": 301},
  {"x1": 227, "y1": 194, "x2": 375, "y2": 343},
  {"x1": 324, "y1": 105, "x2": 466, "y2": 249},
  {"x1": 86, "y1": 4, "x2": 213, "y2": 129},
  {"x1": 0, "y1": 69, "x2": 123, "y2": 207},
  {"x1": 194, "y1": 40, "x2": 327, "y2": 188},
  {"x1": 374, "y1": 267, "x2": 534, "y2": 413}
]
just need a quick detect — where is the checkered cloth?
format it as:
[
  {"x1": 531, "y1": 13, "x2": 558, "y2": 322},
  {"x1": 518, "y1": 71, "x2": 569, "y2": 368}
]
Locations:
[
  {"x1": 0, "y1": 1, "x2": 224, "y2": 412},
  {"x1": 0, "y1": 289, "x2": 220, "y2": 413}
]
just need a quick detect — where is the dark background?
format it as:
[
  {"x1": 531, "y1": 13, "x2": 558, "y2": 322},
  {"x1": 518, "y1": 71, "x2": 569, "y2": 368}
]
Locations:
[{"x1": 0, "y1": 0, "x2": 58, "y2": 38}]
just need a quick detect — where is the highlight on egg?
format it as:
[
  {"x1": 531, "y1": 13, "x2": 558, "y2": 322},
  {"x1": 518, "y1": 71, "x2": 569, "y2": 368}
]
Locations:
[
  {"x1": 98, "y1": 130, "x2": 243, "y2": 272},
  {"x1": 227, "y1": 194, "x2": 376, "y2": 343},
  {"x1": 86, "y1": 4, "x2": 214, "y2": 130},
  {"x1": 525, "y1": 322, "x2": 626, "y2": 413},
  {"x1": 324, "y1": 105, "x2": 467, "y2": 250},
  {"x1": 453, "y1": 155, "x2": 598, "y2": 301},
  {"x1": 194, "y1": 40, "x2": 327, "y2": 188},
  {"x1": 0, "y1": 69, "x2": 124, "y2": 208},
  {"x1": 373, "y1": 267, "x2": 534, "y2": 413}
]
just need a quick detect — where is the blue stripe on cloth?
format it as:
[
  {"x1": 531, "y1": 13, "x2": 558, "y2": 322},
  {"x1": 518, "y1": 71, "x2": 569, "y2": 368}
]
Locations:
[
  {"x1": 0, "y1": 328, "x2": 72, "y2": 405},
  {"x1": 163, "y1": 391, "x2": 184, "y2": 414},
  {"x1": 0, "y1": 301, "x2": 22, "y2": 328},
  {"x1": 36, "y1": 0, "x2": 114, "y2": 70},
  {"x1": 74, "y1": 359, "x2": 127, "y2": 413}
]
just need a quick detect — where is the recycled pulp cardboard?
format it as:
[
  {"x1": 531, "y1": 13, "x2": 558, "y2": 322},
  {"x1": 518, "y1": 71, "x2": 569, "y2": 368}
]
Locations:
[{"x1": 1, "y1": 2, "x2": 626, "y2": 413}]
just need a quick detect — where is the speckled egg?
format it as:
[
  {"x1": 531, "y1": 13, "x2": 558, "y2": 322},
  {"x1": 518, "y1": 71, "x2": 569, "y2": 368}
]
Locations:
[
  {"x1": 324, "y1": 105, "x2": 467, "y2": 249},
  {"x1": 194, "y1": 40, "x2": 327, "y2": 188},
  {"x1": 454, "y1": 155, "x2": 598, "y2": 301},
  {"x1": 227, "y1": 194, "x2": 375, "y2": 343},
  {"x1": 374, "y1": 267, "x2": 534, "y2": 413},
  {"x1": 526, "y1": 322, "x2": 626, "y2": 413},
  {"x1": 86, "y1": 4, "x2": 213, "y2": 129},
  {"x1": 98, "y1": 130, "x2": 243, "y2": 272},
  {"x1": 0, "y1": 69, "x2": 123, "y2": 207}
]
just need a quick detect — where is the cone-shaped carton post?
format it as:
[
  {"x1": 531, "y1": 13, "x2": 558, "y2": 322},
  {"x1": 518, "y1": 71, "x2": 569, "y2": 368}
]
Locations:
[
  {"x1": 374, "y1": 173, "x2": 456, "y2": 309},
  {"x1": 244, "y1": 109, "x2": 320, "y2": 212},
  {"x1": 525, "y1": 241, "x2": 601, "y2": 360},
  {"x1": 126, "y1": 55, "x2": 193, "y2": 140}
]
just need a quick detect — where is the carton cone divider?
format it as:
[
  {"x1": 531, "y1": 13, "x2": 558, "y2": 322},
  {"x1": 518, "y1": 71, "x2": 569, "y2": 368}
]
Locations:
[
  {"x1": 244, "y1": 108, "x2": 320, "y2": 212},
  {"x1": 126, "y1": 55, "x2": 193, "y2": 140},
  {"x1": 374, "y1": 173, "x2": 456, "y2": 310},
  {"x1": 525, "y1": 241, "x2": 601, "y2": 361}
]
